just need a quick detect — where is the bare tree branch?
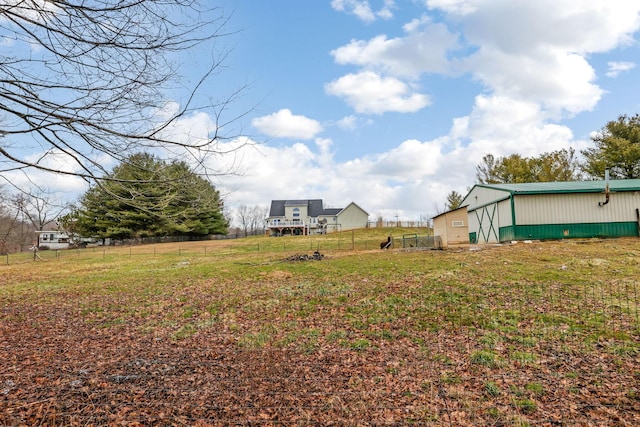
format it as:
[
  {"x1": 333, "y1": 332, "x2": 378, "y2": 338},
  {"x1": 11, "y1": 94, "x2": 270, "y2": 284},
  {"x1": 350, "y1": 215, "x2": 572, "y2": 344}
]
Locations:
[{"x1": 0, "y1": 0, "x2": 250, "y2": 189}]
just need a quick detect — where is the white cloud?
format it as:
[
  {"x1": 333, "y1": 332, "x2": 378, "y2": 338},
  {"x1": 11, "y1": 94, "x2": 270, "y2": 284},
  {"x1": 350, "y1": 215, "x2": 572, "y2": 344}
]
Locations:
[
  {"x1": 336, "y1": 115, "x2": 358, "y2": 131},
  {"x1": 466, "y1": 47, "x2": 602, "y2": 118},
  {"x1": 251, "y1": 109, "x2": 323, "y2": 140},
  {"x1": 330, "y1": 17, "x2": 459, "y2": 77},
  {"x1": 0, "y1": 0, "x2": 61, "y2": 24},
  {"x1": 214, "y1": 133, "x2": 445, "y2": 221},
  {"x1": 180, "y1": 96, "x2": 589, "y2": 224},
  {"x1": 458, "y1": 0, "x2": 640, "y2": 54},
  {"x1": 606, "y1": 61, "x2": 636, "y2": 78},
  {"x1": 425, "y1": 0, "x2": 478, "y2": 16},
  {"x1": 325, "y1": 71, "x2": 430, "y2": 114},
  {"x1": 157, "y1": 109, "x2": 219, "y2": 147},
  {"x1": 444, "y1": 0, "x2": 640, "y2": 118},
  {"x1": 368, "y1": 139, "x2": 444, "y2": 179},
  {"x1": 3, "y1": 149, "x2": 94, "y2": 202},
  {"x1": 331, "y1": 0, "x2": 395, "y2": 23},
  {"x1": 214, "y1": 134, "x2": 463, "y2": 222},
  {"x1": 453, "y1": 95, "x2": 584, "y2": 157}
]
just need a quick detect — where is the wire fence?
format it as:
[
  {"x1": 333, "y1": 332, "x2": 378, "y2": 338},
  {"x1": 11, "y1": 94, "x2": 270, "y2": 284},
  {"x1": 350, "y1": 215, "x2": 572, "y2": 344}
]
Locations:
[{"x1": 2, "y1": 233, "x2": 441, "y2": 266}]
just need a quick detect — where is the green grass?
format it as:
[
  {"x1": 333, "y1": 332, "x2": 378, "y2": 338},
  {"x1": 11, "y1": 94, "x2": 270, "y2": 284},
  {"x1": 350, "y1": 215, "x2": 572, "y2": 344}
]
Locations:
[
  {"x1": 471, "y1": 350, "x2": 498, "y2": 367},
  {"x1": 4, "y1": 232, "x2": 638, "y2": 348},
  {"x1": 484, "y1": 381, "x2": 502, "y2": 397}
]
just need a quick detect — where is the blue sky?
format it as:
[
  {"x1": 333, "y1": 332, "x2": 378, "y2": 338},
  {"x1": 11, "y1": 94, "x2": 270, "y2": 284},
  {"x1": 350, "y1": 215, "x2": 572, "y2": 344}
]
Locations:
[
  {"x1": 207, "y1": 0, "x2": 640, "y2": 222},
  {"x1": 6, "y1": 0, "x2": 640, "y2": 224}
]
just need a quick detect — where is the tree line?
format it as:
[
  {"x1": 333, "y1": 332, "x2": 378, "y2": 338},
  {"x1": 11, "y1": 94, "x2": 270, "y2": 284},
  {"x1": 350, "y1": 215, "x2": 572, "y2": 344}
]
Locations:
[
  {"x1": 1, "y1": 151, "x2": 273, "y2": 253},
  {"x1": 60, "y1": 153, "x2": 228, "y2": 245},
  {"x1": 446, "y1": 114, "x2": 640, "y2": 210}
]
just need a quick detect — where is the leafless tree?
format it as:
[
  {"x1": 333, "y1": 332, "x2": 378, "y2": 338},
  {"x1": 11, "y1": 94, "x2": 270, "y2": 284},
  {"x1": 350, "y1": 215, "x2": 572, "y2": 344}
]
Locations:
[
  {"x1": 235, "y1": 204, "x2": 267, "y2": 236},
  {"x1": 0, "y1": 185, "x2": 34, "y2": 253},
  {"x1": 12, "y1": 190, "x2": 67, "y2": 231},
  {"x1": 0, "y1": 206, "x2": 21, "y2": 254},
  {"x1": 1, "y1": 1, "x2": 248, "y2": 192},
  {"x1": 248, "y1": 205, "x2": 267, "y2": 234},
  {"x1": 235, "y1": 205, "x2": 251, "y2": 235}
]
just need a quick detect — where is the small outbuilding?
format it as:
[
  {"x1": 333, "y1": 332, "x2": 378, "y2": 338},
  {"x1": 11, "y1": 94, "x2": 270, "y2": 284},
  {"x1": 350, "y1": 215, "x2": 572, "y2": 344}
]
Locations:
[
  {"x1": 34, "y1": 230, "x2": 71, "y2": 250},
  {"x1": 432, "y1": 206, "x2": 469, "y2": 248},
  {"x1": 462, "y1": 179, "x2": 640, "y2": 244}
]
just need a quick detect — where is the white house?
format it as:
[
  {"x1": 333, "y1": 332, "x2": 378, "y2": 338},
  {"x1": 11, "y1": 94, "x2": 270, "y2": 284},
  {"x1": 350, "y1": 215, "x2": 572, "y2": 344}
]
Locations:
[
  {"x1": 34, "y1": 230, "x2": 71, "y2": 250},
  {"x1": 461, "y1": 179, "x2": 640, "y2": 244},
  {"x1": 266, "y1": 199, "x2": 369, "y2": 236}
]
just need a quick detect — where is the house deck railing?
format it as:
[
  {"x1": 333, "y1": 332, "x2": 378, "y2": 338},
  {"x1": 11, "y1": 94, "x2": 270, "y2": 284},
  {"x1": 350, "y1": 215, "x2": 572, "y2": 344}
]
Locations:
[{"x1": 266, "y1": 220, "x2": 308, "y2": 228}]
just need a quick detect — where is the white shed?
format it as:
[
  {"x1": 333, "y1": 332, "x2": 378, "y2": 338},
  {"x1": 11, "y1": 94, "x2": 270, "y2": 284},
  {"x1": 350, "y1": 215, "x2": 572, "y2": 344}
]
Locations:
[{"x1": 461, "y1": 179, "x2": 640, "y2": 244}]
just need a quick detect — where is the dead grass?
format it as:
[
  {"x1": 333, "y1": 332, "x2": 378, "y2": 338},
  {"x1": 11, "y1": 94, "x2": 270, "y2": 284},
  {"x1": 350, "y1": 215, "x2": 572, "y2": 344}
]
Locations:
[{"x1": 1, "y1": 233, "x2": 639, "y2": 425}]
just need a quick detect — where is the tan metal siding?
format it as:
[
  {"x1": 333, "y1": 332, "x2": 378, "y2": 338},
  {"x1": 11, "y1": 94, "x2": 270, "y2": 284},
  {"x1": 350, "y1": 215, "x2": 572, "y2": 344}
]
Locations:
[
  {"x1": 514, "y1": 193, "x2": 640, "y2": 225},
  {"x1": 497, "y1": 199, "x2": 512, "y2": 226},
  {"x1": 433, "y1": 208, "x2": 469, "y2": 247}
]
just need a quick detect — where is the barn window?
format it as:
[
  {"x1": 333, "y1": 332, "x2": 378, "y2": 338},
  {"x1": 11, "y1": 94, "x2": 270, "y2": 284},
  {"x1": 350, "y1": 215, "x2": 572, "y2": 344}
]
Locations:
[{"x1": 452, "y1": 220, "x2": 465, "y2": 227}]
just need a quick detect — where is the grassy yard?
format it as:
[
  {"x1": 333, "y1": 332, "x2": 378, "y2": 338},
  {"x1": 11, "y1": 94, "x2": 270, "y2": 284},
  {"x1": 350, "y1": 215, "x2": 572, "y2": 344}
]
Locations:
[{"x1": 1, "y1": 229, "x2": 639, "y2": 425}]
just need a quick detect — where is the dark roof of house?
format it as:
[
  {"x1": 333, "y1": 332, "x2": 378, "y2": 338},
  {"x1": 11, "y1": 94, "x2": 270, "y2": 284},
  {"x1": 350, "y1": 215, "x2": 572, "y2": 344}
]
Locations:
[
  {"x1": 323, "y1": 208, "x2": 342, "y2": 215},
  {"x1": 268, "y1": 199, "x2": 369, "y2": 218},
  {"x1": 269, "y1": 199, "x2": 326, "y2": 217}
]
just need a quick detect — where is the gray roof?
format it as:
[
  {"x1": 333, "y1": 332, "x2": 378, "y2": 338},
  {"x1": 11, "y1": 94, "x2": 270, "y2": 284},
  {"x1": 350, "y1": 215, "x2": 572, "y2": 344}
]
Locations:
[
  {"x1": 475, "y1": 179, "x2": 640, "y2": 195},
  {"x1": 322, "y1": 208, "x2": 342, "y2": 215},
  {"x1": 269, "y1": 199, "x2": 327, "y2": 217}
]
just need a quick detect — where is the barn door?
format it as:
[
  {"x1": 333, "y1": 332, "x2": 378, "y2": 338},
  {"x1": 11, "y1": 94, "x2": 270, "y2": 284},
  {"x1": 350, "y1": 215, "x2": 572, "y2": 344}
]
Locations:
[{"x1": 475, "y1": 204, "x2": 500, "y2": 243}]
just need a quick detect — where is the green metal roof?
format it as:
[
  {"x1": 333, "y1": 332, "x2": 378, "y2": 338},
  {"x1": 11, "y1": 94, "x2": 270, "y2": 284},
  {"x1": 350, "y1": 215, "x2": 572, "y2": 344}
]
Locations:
[{"x1": 477, "y1": 179, "x2": 640, "y2": 195}]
